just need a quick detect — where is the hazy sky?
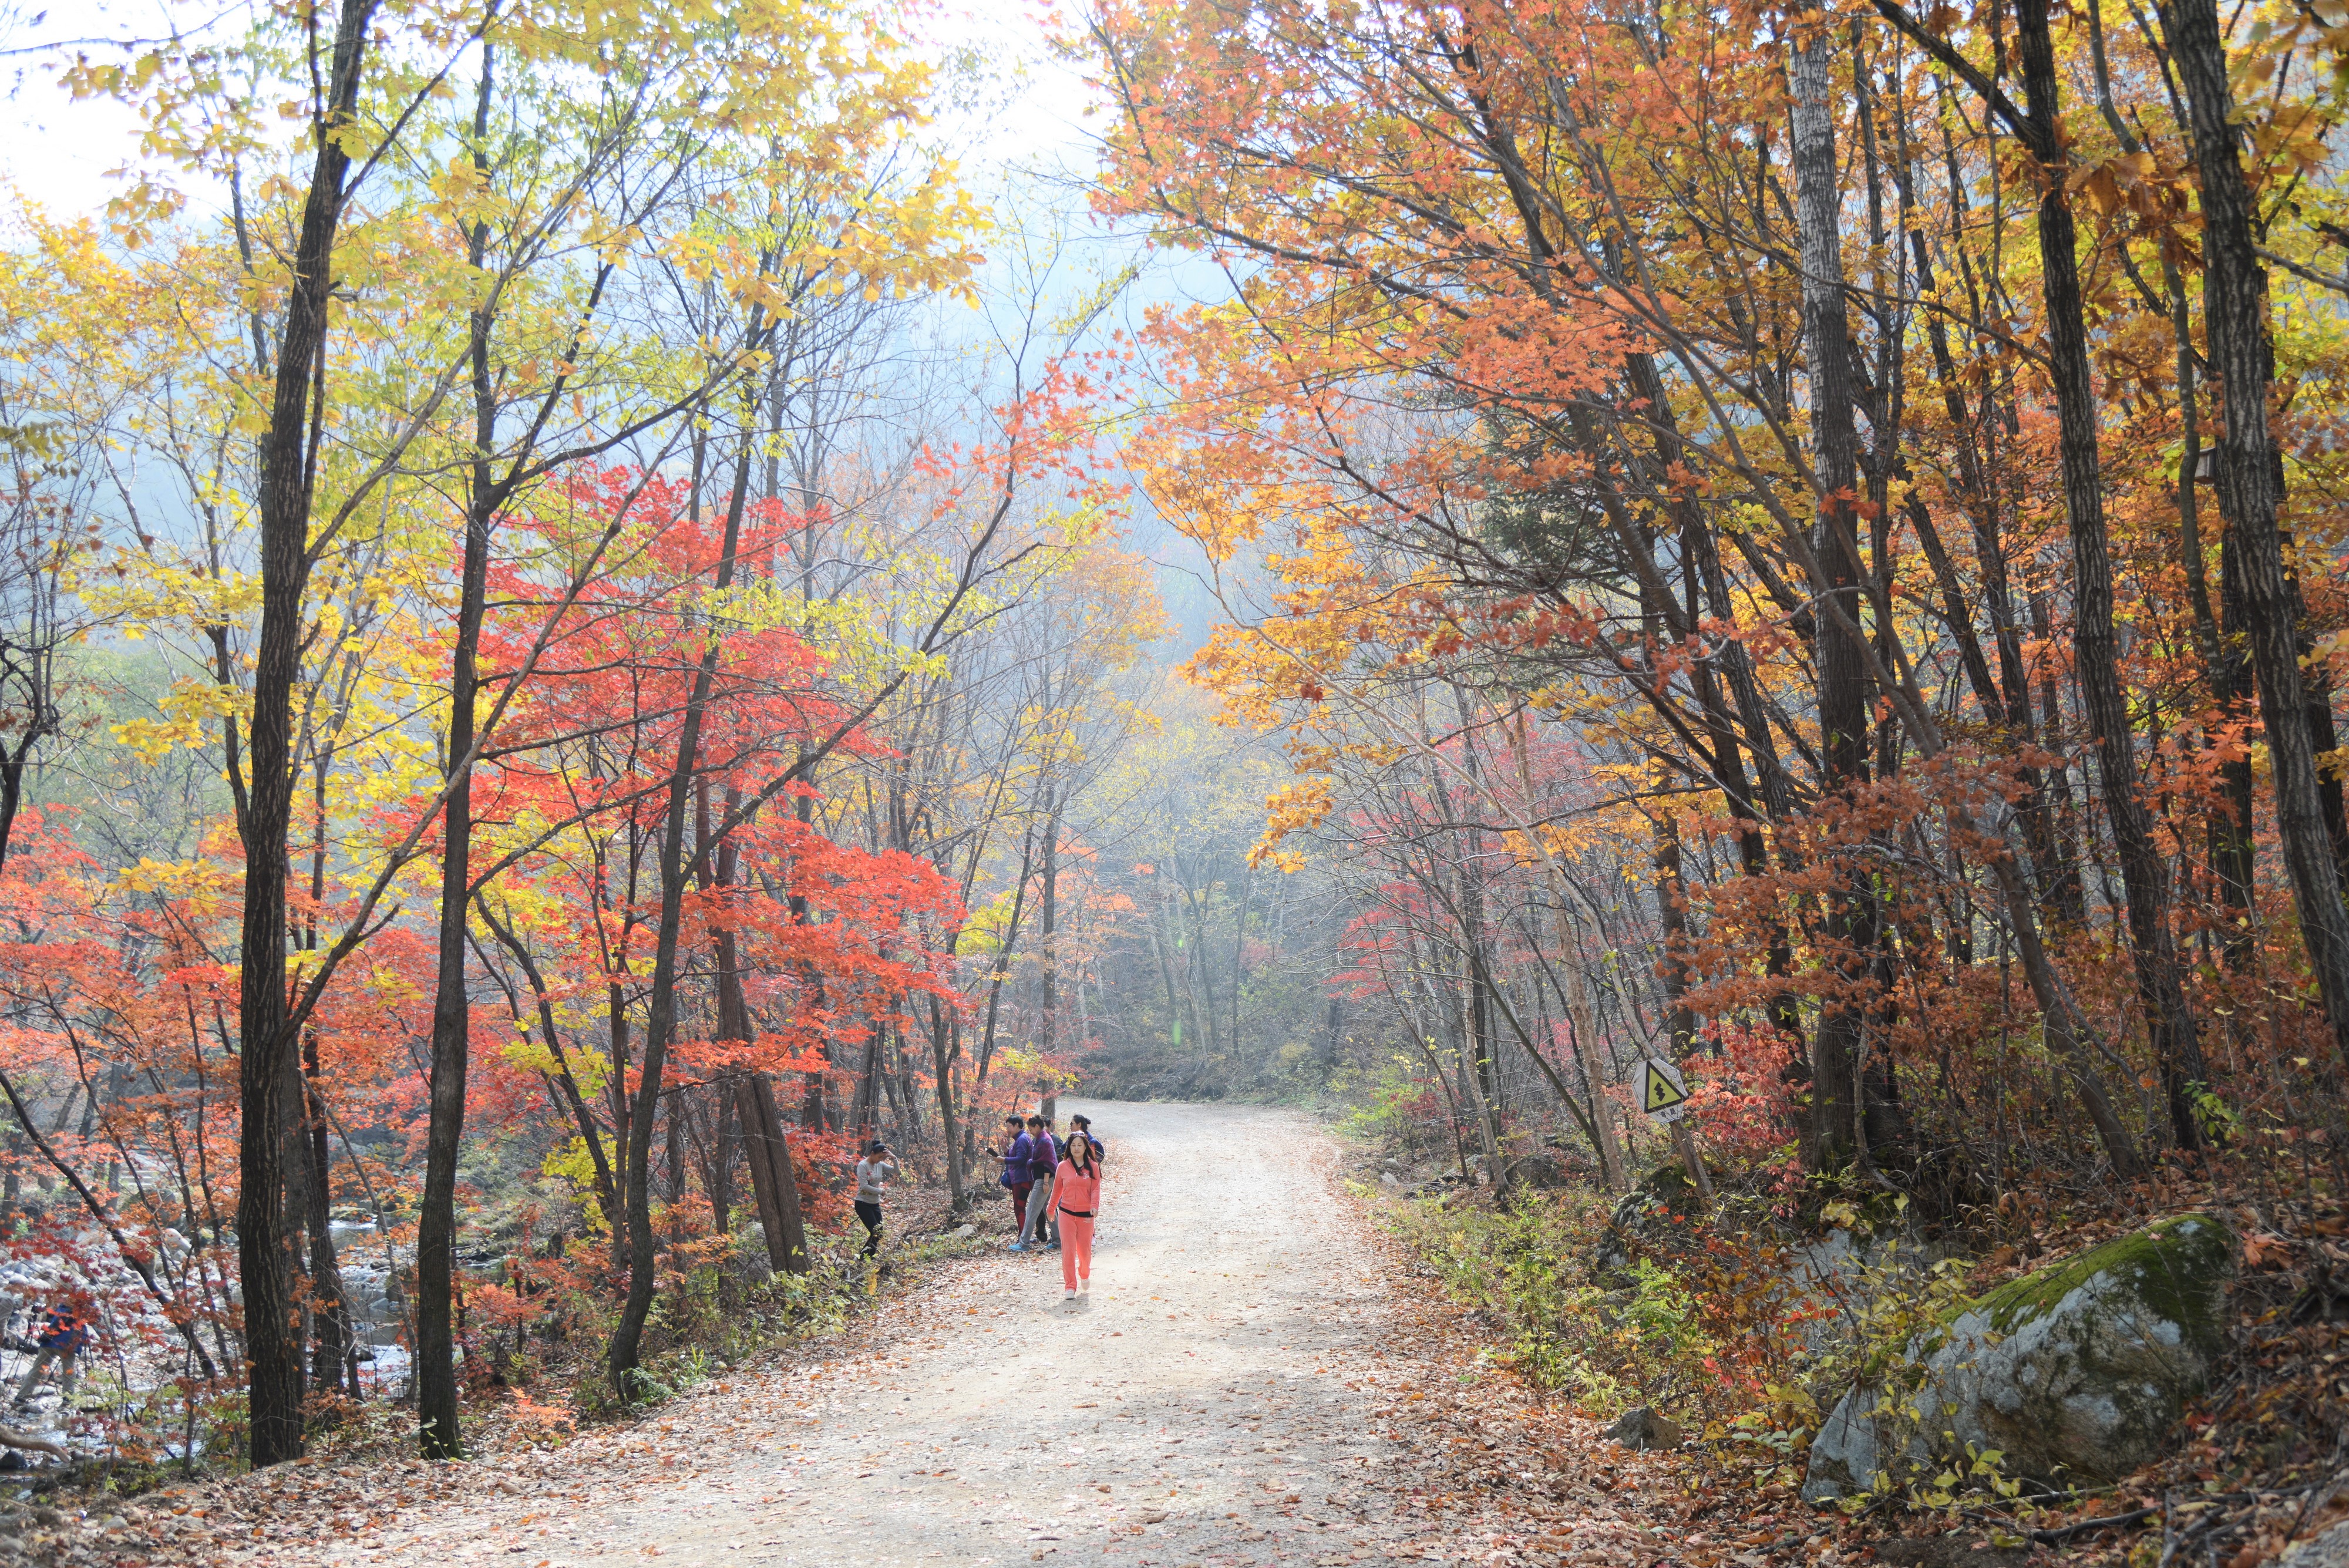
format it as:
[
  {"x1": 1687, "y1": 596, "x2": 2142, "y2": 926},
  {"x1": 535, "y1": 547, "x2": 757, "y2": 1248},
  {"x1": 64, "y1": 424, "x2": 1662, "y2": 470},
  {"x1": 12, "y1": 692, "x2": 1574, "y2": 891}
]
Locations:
[
  {"x1": 2, "y1": 0, "x2": 164, "y2": 218},
  {"x1": 1, "y1": 1, "x2": 1103, "y2": 220},
  {"x1": 0, "y1": 1, "x2": 1235, "y2": 652}
]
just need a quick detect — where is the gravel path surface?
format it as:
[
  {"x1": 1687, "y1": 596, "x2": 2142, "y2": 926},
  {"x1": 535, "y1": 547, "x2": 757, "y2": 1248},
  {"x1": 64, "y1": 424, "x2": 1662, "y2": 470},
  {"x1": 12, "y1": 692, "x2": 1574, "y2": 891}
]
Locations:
[{"x1": 279, "y1": 1099, "x2": 1496, "y2": 1567}]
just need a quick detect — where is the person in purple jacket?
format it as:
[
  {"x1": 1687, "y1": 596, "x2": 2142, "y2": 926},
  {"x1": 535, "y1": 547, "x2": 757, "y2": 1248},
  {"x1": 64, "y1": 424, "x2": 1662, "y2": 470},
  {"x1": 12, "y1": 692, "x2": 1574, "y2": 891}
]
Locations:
[
  {"x1": 1019, "y1": 1114, "x2": 1061, "y2": 1251},
  {"x1": 987, "y1": 1116, "x2": 1035, "y2": 1249}
]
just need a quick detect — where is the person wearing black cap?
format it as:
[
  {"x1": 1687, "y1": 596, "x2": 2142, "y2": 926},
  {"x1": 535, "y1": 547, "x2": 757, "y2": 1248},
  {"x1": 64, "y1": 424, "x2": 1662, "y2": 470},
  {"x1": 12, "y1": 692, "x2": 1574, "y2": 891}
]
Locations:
[{"x1": 853, "y1": 1140, "x2": 899, "y2": 1258}]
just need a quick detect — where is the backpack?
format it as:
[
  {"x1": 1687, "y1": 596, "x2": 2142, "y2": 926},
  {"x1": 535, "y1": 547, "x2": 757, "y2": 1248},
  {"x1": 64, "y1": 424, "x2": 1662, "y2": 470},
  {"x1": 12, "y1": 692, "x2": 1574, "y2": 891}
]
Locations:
[{"x1": 37, "y1": 1310, "x2": 89, "y2": 1354}]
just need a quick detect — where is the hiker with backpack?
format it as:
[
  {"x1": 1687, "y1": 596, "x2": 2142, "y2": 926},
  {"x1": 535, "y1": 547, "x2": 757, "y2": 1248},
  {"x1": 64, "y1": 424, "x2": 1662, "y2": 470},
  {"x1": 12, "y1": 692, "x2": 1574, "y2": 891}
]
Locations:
[
  {"x1": 1055, "y1": 1132, "x2": 1103, "y2": 1300},
  {"x1": 11, "y1": 1302, "x2": 90, "y2": 1411},
  {"x1": 1019, "y1": 1114, "x2": 1061, "y2": 1251},
  {"x1": 987, "y1": 1116, "x2": 1035, "y2": 1246}
]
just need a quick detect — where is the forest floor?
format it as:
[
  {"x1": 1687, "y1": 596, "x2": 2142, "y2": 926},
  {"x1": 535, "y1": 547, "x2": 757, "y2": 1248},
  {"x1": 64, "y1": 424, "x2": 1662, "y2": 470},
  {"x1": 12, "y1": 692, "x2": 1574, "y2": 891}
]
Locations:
[{"x1": 33, "y1": 1099, "x2": 1769, "y2": 1568}]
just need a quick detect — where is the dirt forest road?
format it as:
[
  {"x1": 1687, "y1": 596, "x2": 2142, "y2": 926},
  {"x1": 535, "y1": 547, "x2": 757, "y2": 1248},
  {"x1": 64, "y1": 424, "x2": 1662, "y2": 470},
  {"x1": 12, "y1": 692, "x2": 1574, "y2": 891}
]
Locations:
[{"x1": 238, "y1": 1099, "x2": 1602, "y2": 1568}]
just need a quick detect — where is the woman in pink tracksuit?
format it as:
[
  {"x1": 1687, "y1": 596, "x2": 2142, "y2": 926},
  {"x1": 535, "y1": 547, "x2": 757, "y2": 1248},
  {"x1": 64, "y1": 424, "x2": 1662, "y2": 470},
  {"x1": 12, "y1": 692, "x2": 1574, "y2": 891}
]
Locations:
[{"x1": 1054, "y1": 1135, "x2": 1103, "y2": 1299}]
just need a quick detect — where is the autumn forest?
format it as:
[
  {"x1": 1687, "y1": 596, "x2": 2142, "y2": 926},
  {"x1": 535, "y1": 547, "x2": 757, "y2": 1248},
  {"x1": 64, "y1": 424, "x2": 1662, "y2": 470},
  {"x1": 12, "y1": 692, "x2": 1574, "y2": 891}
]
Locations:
[{"x1": 0, "y1": 0, "x2": 2345, "y2": 1556}]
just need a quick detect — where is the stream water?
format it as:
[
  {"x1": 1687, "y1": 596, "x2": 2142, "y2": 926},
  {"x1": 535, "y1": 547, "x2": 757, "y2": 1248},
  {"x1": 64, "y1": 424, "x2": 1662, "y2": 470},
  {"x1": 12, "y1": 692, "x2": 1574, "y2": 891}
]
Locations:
[{"x1": 0, "y1": 1213, "x2": 415, "y2": 1463}]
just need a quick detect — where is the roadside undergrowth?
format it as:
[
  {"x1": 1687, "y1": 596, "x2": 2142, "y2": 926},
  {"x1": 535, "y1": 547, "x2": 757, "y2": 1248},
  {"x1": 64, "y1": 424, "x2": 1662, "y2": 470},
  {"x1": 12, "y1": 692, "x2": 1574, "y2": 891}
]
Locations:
[
  {"x1": 0, "y1": 1182, "x2": 1001, "y2": 1556},
  {"x1": 1354, "y1": 1128, "x2": 2349, "y2": 1567}
]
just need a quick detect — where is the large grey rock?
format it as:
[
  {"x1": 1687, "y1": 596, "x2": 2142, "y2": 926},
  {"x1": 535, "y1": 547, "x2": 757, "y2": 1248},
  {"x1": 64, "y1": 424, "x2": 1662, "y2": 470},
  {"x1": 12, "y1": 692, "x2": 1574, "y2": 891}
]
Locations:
[
  {"x1": 1786, "y1": 1227, "x2": 1940, "y2": 1357},
  {"x1": 1803, "y1": 1214, "x2": 2236, "y2": 1501}
]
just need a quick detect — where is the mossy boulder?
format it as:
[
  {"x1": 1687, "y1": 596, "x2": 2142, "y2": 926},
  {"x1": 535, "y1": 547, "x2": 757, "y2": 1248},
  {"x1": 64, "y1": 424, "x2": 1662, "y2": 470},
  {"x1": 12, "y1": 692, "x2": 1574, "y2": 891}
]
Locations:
[{"x1": 1802, "y1": 1214, "x2": 2236, "y2": 1501}]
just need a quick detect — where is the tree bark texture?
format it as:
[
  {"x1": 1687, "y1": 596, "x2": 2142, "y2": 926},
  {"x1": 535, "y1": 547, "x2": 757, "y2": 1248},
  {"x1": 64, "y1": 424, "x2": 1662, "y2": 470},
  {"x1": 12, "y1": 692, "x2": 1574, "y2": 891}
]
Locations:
[
  {"x1": 236, "y1": 0, "x2": 375, "y2": 1468},
  {"x1": 736, "y1": 1071, "x2": 809, "y2": 1275},
  {"x1": 415, "y1": 47, "x2": 501, "y2": 1452},
  {"x1": 2159, "y1": 0, "x2": 2349, "y2": 1068},
  {"x1": 2014, "y1": 0, "x2": 2211, "y2": 1145},
  {"x1": 1788, "y1": 16, "x2": 1881, "y2": 1173}
]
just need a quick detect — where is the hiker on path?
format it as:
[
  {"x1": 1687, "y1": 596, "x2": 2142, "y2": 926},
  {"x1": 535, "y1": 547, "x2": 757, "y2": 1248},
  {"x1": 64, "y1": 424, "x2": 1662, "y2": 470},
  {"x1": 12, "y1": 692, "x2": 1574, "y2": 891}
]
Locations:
[
  {"x1": 853, "y1": 1141, "x2": 898, "y2": 1259},
  {"x1": 12, "y1": 1303, "x2": 90, "y2": 1411},
  {"x1": 1055, "y1": 1133, "x2": 1102, "y2": 1300},
  {"x1": 1019, "y1": 1114, "x2": 1061, "y2": 1251},
  {"x1": 988, "y1": 1116, "x2": 1035, "y2": 1246}
]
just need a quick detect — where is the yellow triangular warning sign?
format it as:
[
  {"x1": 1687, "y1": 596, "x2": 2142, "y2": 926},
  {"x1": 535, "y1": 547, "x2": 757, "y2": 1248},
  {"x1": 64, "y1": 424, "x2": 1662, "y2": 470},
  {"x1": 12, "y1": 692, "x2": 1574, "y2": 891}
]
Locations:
[{"x1": 1640, "y1": 1058, "x2": 1691, "y2": 1121}]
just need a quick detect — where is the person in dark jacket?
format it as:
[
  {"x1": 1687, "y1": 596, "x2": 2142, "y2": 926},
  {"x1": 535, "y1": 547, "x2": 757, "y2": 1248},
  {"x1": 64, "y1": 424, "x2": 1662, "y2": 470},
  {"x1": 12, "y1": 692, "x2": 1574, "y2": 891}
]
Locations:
[
  {"x1": 985, "y1": 1116, "x2": 1035, "y2": 1249},
  {"x1": 11, "y1": 1304, "x2": 89, "y2": 1410},
  {"x1": 1020, "y1": 1114, "x2": 1061, "y2": 1250}
]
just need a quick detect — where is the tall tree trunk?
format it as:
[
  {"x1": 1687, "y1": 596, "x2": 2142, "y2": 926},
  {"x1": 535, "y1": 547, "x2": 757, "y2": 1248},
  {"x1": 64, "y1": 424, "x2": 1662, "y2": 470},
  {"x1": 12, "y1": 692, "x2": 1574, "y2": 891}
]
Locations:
[
  {"x1": 704, "y1": 775, "x2": 756, "y2": 1241},
  {"x1": 1458, "y1": 704, "x2": 1507, "y2": 1170},
  {"x1": 415, "y1": 48, "x2": 500, "y2": 1455},
  {"x1": 1157, "y1": 882, "x2": 1208, "y2": 1061},
  {"x1": 1, "y1": 1126, "x2": 23, "y2": 1237},
  {"x1": 2178, "y1": 264, "x2": 2259, "y2": 962},
  {"x1": 1448, "y1": 965, "x2": 1503, "y2": 1180},
  {"x1": 1183, "y1": 877, "x2": 1221, "y2": 1060},
  {"x1": 852, "y1": 1026, "x2": 881, "y2": 1137},
  {"x1": 1425, "y1": 716, "x2": 1506, "y2": 1187},
  {"x1": 736, "y1": 1071, "x2": 808, "y2": 1274},
  {"x1": 880, "y1": 1024, "x2": 914, "y2": 1150},
  {"x1": 2014, "y1": 0, "x2": 2210, "y2": 1148},
  {"x1": 664, "y1": 1086, "x2": 685, "y2": 1239},
  {"x1": 1788, "y1": 14, "x2": 1880, "y2": 1174},
  {"x1": 237, "y1": 0, "x2": 375, "y2": 1467},
  {"x1": 1892, "y1": 139, "x2": 2075, "y2": 914},
  {"x1": 708, "y1": 1085, "x2": 737, "y2": 1239},
  {"x1": 974, "y1": 829, "x2": 1033, "y2": 1098},
  {"x1": 2159, "y1": 0, "x2": 2349, "y2": 1066},
  {"x1": 927, "y1": 992, "x2": 967, "y2": 1211},
  {"x1": 605, "y1": 972, "x2": 633, "y2": 1239}
]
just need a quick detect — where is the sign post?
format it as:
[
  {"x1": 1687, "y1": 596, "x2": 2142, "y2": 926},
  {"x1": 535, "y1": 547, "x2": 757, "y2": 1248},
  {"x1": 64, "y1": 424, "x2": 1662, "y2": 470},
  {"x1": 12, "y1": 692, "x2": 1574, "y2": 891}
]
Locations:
[
  {"x1": 1638, "y1": 1056, "x2": 1711, "y2": 1202},
  {"x1": 1638, "y1": 1058, "x2": 1691, "y2": 1122}
]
